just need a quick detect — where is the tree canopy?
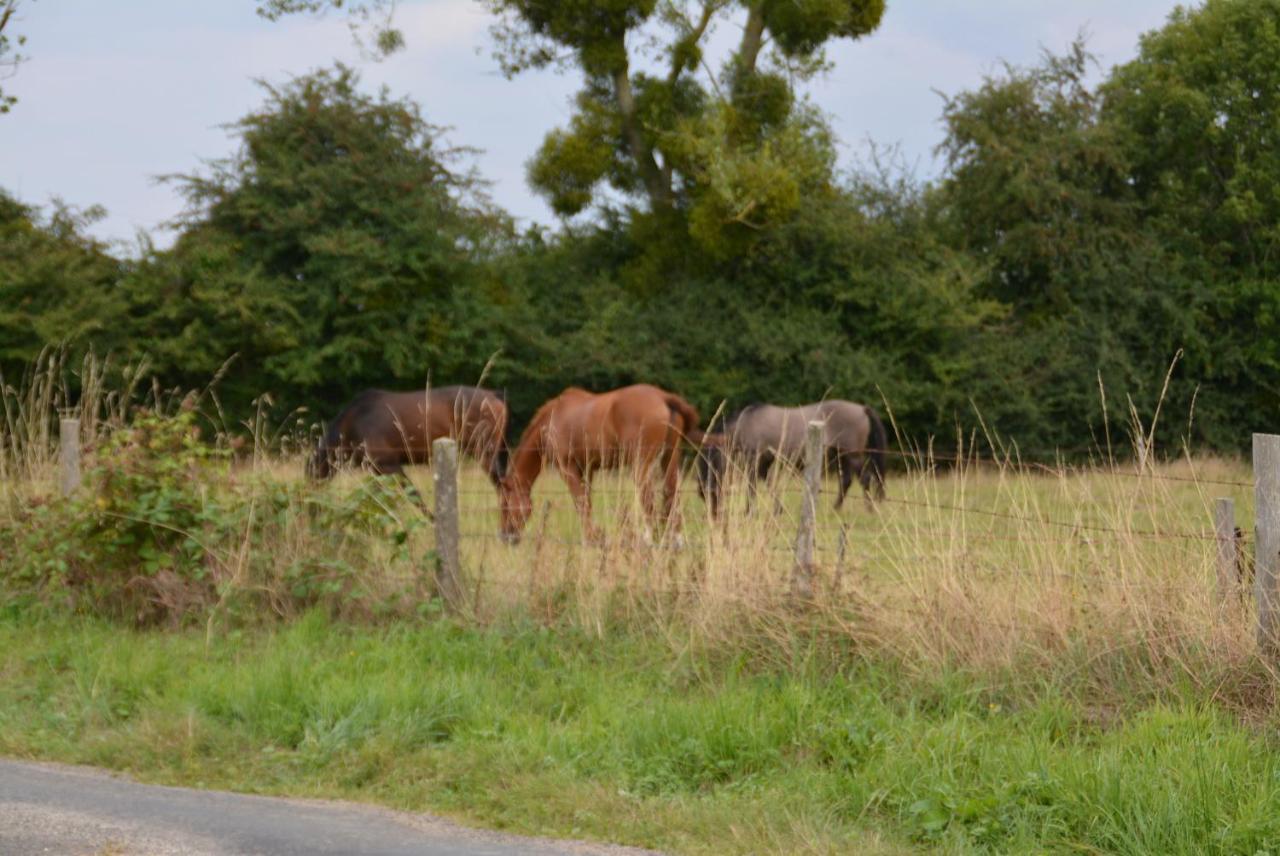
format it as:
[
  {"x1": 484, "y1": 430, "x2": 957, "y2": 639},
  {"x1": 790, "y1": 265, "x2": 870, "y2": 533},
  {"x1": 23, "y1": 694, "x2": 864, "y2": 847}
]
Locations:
[
  {"x1": 3, "y1": 0, "x2": 1278, "y2": 455},
  {"x1": 260, "y1": 0, "x2": 883, "y2": 257},
  {"x1": 0, "y1": 192, "x2": 122, "y2": 370},
  {"x1": 0, "y1": 0, "x2": 32, "y2": 113},
  {"x1": 121, "y1": 66, "x2": 511, "y2": 409}
]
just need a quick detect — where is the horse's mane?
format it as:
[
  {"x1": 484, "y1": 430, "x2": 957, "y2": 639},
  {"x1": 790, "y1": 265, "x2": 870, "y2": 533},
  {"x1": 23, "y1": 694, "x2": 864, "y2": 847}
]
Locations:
[
  {"x1": 321, "y1": 389, "x2": 381, "y2": 449},
  {"x1": 512, "y1": 393, "x2": 563, "y2": 453},
  {"x1": 719, "y1": 401, "x2": 764, "y2": 432},
  {"x1": 430, "y1": 384, "x2": 505, "y2": 405}
]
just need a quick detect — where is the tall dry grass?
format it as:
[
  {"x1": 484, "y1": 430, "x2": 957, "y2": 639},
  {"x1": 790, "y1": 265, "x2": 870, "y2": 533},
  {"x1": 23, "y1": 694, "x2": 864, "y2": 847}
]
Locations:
[
  {"x1": 1, "y1": 355, "x2": 1271, "y2": 711},
  {"x1": 0, "y1": 347, "x2": 161, "y2": 484},
  {"x1": 434, "y1": 446, "x2": 1269, "y2": 711}
]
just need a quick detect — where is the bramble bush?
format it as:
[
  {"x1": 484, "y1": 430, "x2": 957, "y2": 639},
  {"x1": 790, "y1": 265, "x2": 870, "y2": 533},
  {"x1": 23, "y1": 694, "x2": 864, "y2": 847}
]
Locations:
[{"x1": 0, "y1": 410, "x2": 432, "y2": 626}]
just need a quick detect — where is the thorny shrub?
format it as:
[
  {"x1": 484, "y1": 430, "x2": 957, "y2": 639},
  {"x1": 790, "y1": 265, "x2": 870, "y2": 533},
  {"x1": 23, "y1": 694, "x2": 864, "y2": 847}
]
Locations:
[{"x1": 0, "y1": 411, "x2": 432, "y2": 626}]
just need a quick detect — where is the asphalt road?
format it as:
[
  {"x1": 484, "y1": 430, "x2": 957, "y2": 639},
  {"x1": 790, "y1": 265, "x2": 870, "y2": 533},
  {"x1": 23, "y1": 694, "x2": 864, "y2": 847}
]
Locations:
[{"x1": 0, "y1": 759, "x2": 661, "y2": 856}]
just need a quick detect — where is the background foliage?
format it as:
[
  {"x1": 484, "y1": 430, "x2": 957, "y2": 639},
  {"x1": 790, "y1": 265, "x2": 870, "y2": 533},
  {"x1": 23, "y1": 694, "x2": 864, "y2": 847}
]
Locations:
[{"x1": 2, "y1": 0, "x2": 1277, "y2": 454}]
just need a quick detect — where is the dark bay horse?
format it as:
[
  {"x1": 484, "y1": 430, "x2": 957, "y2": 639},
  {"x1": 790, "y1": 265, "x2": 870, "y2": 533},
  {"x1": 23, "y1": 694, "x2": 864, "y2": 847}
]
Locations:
[
  {"x1": 497, "y1": 384, "x2": 703, "y2": 544},
  {"x1": 309, "y1": 386, "x2": 509, "y2": 485},
  {"x1": 697, "y1": 400, "x2": 887, "y2": 516}
]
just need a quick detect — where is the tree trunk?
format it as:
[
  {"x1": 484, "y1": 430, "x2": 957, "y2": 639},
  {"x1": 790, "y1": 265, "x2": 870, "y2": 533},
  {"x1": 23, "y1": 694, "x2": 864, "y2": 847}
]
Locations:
[
  {"x1": 737, "y1": 4, "x2": 766, "y2": 76},
  {"x1": 611, "y1": 61, "x2": 671, "y2": 210}
]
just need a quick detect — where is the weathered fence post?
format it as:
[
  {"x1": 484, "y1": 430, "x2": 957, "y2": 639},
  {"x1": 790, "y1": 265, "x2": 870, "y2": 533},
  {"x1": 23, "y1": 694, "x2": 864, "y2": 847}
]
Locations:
[
  {"x1": 431, "y1": 437, "x2": 465, "y2": 615},
  {"x1": 1214, "y1": 497, "x2": 1236, "y2": 610},
  {"x1": 1254, "y1": 434, "x2": 1280, "y2": 655},
  {"x1": 59, "y1": 417, "x2": 81, "y2": 497},
  {"x1": 791, "y1": 420, "x2": 824, "y2": 603}
]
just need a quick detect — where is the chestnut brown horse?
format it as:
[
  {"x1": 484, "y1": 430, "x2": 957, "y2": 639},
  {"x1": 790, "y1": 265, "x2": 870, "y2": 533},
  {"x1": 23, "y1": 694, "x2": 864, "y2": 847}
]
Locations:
[
  {"x1": 309, "y1": 386, "x2": 508, "y2": 486},
  {"x1": 497, "y1": 384, "x2": 703, "y2": 544}
]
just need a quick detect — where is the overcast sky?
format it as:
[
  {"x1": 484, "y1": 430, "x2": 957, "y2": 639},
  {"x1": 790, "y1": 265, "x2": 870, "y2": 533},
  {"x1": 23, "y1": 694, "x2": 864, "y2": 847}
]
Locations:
[{"x1": 1, "y1": 0, "x2": 1188, "y2": 251}]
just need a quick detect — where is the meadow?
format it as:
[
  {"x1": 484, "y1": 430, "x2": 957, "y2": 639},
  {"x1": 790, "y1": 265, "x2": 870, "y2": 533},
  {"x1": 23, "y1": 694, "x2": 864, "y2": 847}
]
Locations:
[{"x1": 2, "y1": 366, "x2": 1278, "y2": 853}]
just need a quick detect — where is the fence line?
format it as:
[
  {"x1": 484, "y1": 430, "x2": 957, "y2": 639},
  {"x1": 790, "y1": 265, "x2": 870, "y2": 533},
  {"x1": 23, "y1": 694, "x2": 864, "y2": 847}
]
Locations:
[
  {"x1": 33, "y1": 422, "x2": 1264, "y2": 641},
  {"x1": 456, "y1": 517, "x2": 1221, "y2": 549},
  {"x1": 859, "y1": 446, "x2": 1254, "y2": 487},
  {"x1": 452, "y1": 492, "x2": 1230, "y2": 546},
  {"x1": 880, "y1": 496, "x2": 1219, "y2": 542},
  {"x1": 450, "y1": 432, "x2": 1266, "y2": 659}
]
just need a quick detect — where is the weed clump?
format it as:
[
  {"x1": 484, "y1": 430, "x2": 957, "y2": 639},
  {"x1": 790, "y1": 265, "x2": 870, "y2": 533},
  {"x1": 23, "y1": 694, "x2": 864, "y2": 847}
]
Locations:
[{"x1": 1, "y1": 409, "x2": 430, "y2": 626}]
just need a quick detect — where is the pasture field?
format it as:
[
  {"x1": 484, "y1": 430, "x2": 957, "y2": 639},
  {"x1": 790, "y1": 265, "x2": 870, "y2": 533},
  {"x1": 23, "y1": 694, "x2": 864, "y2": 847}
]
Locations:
[
  {"x1": 2, "y1": 402, "x2": 1279, "y2": 853},
  {"x1": 5, "y1": 608, "x2": 1280, "y2": 855}
]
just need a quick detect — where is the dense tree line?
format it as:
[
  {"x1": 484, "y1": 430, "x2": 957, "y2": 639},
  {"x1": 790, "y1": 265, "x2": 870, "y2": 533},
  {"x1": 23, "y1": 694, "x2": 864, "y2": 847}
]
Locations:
[{"x1": 2, "y1": 0, "x2": 1277, "y2": 455}]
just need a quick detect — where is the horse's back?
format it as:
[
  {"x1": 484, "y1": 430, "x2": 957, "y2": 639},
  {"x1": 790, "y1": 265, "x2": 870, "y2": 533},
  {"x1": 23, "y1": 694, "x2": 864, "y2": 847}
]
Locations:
[
  {"x1": 816, "y1": 400, "x2": 872, "y2": 451},
  {"x1": 731, "y1": 400, "x2": 871, "y2": 456},
  {"x1": 608, "y1": 384, "x2": 679, "y2": 425},
  {"x1": 327, "y1": 385, "x2": 504, "y2": 455},
  {"x1": 731, "y1": 404, "x2": 804, "y2": 456},
  {"x1": 545, "y1": 384, "x2": 684, "y2": 455}
]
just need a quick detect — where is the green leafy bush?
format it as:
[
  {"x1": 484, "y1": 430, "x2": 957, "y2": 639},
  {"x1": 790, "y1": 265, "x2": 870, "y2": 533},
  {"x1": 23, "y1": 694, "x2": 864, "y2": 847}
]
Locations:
[
  {"x1": 0, "y1": 411, "x2": 430, "y2": 625},
  {"x1": 0, "y1": 409, "x2": 224, "y2": 623}
]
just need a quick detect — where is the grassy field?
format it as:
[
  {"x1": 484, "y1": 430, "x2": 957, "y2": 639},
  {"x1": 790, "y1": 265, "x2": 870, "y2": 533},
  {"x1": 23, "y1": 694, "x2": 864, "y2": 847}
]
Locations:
[
  {"x1": 412, "y1": 451, "x2": 1264, "y2": 713},
  {"x1": 4, "y1": 610, "x2": 1280, "y2": 854},
  {"x1": 3, "y1": 383, "x2": 1278, "y2": 852}
]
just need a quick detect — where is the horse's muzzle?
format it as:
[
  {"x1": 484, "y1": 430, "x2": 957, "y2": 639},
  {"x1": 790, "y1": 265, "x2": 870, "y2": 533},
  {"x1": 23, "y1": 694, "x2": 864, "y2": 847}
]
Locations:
[{"x1": 498, "y1": 531, "x2": 521, "y2": 546}]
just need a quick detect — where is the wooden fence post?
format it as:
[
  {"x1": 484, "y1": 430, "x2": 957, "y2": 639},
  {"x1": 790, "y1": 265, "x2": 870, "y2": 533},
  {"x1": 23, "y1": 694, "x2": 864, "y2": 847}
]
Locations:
[
  {"x1": 1254, "y1": 433, "x2": 1280, "y2": 654},
  {"x1": 431, "y1": 438, "x2": 465, "y2": 615},
  {"x1": 791, "y1": 420, "x2": 824, "y2": 603},
  {"x1": 1214, "y1": 497, "x2": 1236, "y2": 610},
  {"x1": 59, "y1": 417, "x2": 81, "y2": 497}
]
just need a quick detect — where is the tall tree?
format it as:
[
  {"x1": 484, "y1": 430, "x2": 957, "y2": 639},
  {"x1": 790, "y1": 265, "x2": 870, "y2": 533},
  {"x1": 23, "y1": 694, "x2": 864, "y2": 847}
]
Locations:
[
  {"x1": 259, "y1": 0, "x2": 885, "y2": 254},
  {"x1": 1104, "y1": 0, "x2": 1280, "y2": 273},
  {"x1": 0, "y1": 0, "x2": 33, "y2": 113},
  {"x1": 0, "y1": 191, "x2": 123, "y2": 373},
  {"x1": 933, "y1": 43, "x2": 1203, "y2": 448},
  {"x1": 485, "y1": 0, "x2": 883, "y2": 260},
  {"x1": 125, "y1": 66, "x2": 508, "y2": 408},
  {"x1": 1103, "y1": 0, "x2": 1280, "y2": 440}
]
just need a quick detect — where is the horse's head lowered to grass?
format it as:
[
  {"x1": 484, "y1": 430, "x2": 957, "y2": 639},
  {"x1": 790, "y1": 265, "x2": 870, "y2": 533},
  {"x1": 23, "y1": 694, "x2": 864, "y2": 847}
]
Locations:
[{"x1": 495, "y1": 384, "x2": 705, "y2": 545}]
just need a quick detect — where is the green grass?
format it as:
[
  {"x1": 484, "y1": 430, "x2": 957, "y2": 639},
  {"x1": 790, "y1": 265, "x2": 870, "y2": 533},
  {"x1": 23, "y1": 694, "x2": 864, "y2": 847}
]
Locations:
[
  {"x1": 3, "y1": 609, "x2": 1280, "y2": 854},
  {"x1": 1, "y1": 409, "x2": 1270, "y2": 852}
]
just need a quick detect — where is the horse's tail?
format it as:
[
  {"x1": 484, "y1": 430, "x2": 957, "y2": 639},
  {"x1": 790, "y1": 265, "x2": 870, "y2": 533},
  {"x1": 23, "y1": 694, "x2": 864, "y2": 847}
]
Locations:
[
  {"x1": 485, "y1": 392, "x2": 511, "y2": 484},
  {"x1": 664, "y1": 393, "x2": 704, "y2": 444},
  {"x1": 866, "y1": 405, "x2": 888, "y2": 499}
]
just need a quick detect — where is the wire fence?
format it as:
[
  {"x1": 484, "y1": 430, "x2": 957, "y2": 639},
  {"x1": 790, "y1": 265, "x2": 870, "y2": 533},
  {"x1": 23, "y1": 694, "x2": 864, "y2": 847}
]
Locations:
[
  {"x1": 446, "y1": 479, "x2": 1236, "y2": 548},
  {"x1": 435, "y1": 452, "x2": 1244, "y2": 573},
  {"x1": 859, "y1": 445, "x2": 1255, "y2": 488},
  {"x1": 40, "y1": 418, "x2": 1259, "y2": 612},
  {"x1": 423, "y1": 423, "x2": 1262, "y2": 641}
]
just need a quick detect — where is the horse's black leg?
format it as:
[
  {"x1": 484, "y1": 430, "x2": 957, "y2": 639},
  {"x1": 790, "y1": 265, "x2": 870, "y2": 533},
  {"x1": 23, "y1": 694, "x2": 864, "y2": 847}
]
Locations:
[
  {"x1": 857, "y1": 457, "x2": 880, "y2": 511},
  {"x1": 835, "y1": 452, "x2": 856, "y2": 511},
  {"x1": 748, "y1": 454, "x2": 773, "y2": 513}
]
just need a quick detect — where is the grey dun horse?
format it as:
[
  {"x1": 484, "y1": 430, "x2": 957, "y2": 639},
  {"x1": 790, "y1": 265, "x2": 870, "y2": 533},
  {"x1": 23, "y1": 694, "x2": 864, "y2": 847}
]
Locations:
[{"x1": 697, "y1": 400, "x2": 887, "y2": 516}]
